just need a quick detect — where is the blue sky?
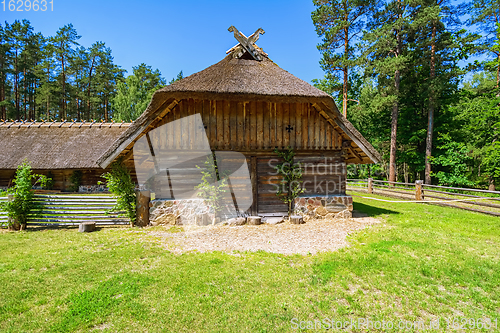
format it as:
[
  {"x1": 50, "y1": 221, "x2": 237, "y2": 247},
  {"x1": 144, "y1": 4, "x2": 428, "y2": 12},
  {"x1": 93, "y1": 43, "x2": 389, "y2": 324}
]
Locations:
[{"x1": 3, "y1": 0, "x2": 325, "y2": 83}]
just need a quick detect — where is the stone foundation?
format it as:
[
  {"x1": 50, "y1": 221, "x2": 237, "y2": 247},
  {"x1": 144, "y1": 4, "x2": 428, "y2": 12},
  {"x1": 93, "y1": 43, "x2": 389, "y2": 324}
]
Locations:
[
  {"x1": 294, "y1": 195, "x2": 353, "y2": 219},
  {"x1": 149, "y1": 199, "x2": 217, "y2": 226},
  {"x1": 149, "y1": 195, "x2": 354, "y2": 226}
]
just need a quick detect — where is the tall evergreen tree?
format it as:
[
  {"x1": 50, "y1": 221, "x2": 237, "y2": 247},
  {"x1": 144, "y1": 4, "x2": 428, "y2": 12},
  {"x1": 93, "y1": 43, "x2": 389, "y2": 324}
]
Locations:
[
  {"x1": 51, "y1": 24, "x2": 80, "y2": 120},
  {"x1": 36, "y1": 41, "x2": 56, "y2": 120},
  {"x1": 469, "y1": 0, "x2": 500, "y2": 88},
  {"x1": 363, "y1": 0, "x2": 416, "y2": 182},
  {"x1": 0, "y1": 24, "x2": 10, "y2": 120},
  {"x1": 312, "y1": 0, "x2": 374, "y2": 117}
]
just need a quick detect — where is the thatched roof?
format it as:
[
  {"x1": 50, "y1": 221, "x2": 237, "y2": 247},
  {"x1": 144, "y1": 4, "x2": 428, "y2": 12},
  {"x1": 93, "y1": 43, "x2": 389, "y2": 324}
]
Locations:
[
  {"x1": 97, "y1": 51, "x2": 381, "y2": 167},
  {"x1": 0, "y1": 122, "x2": 131, "y2": 169},
  {"x1": 163, "y1": 54, "x2": 331, "y2": 99}
]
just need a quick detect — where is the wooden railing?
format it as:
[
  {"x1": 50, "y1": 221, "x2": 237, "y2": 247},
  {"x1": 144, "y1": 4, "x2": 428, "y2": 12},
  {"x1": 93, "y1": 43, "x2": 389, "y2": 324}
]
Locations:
[
  {"x1": 0, "y1": 194, "x2": 130, "y2": 226},
  {"x1": 347, "y1": 178, "x2": 500, "y2": 217}
]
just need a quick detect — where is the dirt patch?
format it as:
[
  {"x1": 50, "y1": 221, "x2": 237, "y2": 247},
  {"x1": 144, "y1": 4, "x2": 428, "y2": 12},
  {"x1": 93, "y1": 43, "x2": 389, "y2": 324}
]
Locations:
[{"x1": 149, "y1": 210, "x2": 381, "y2": 255}]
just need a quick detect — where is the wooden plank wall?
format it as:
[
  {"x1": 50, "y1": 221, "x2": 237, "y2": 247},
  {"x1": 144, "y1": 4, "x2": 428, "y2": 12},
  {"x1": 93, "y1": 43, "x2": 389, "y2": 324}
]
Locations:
[
  {"x1": 0, "y1": 168, "x2": 126, "y2": 191},
  {"x1": 0, "y1": 170, "x2": 15, "y2": 187},
  {"x1": 256, "y1": 156, "x2": 288, "y2": 214},
  {"x1": 295, "y1": 155, "x2": 346, "y2": 196},
  {"x1": 155, "y1": 99, "x2": 344, "y2": 151}
]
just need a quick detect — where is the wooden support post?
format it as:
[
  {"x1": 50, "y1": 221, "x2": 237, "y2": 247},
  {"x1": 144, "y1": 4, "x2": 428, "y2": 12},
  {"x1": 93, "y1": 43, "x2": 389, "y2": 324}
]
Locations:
[
  {"x1": 135, "y1": 190, "x2": 151, "y2": 227},
  {"x1": 250, "y1": 156, "x2": 258, "y2": 216},
  {"x1": 415, "y1": 180, "x2": 423, "y2": 201},
  {"x1": 368, "y1": 178, "x2": 373, "y2": 194}
]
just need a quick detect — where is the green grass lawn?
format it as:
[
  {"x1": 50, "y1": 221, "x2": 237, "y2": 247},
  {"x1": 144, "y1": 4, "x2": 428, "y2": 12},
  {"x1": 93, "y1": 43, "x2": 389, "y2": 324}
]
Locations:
[{"x1": 0, "y1": 193, "x2": 499, "y2": 332}]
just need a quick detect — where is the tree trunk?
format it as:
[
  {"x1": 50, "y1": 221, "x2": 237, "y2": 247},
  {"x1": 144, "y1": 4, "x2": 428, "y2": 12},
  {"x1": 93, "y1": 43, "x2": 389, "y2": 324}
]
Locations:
[
  {"x1": 87, "y1": 57, "x2": 95, "y2": 121},
  {"x1": 14, "y1": 49, "x2": 20, "y2": 120},
  {"x1": 46, "y1": 65, "x2": 50, "y2": 120},
  {"x1": 135, "y1": 190, "x2": 150, "y2": 227},
  {"x1": 0, "y1": 36, "x2": 4, "y2": 120},
  {"x1": 343, "y1": 23, "x2": 349, "y2": 118},
  {"x1": 389, "y1": 4, "x2": 402, "y2": 184},
  {"x1": 61, "y1": 49, "x2": 66, "y2": 120},
  {"x1": 497, "y1": 53, "x2": 499, "y2": 89},
  {"x1": 23, "y1": 54, "x2": 27, "y2": 120},
  {"x1": 389, "y1": 69, "x2": 400, "y2": 183},
  {"x1": 104, "y1": 97, "x2": 108, "y2": 122},
  {"x1": 489, "y1": 177, "x2": 496, "y2": 191},
  {"x1": 425, "y1": 22, "x2": 437, "y2": 185}
]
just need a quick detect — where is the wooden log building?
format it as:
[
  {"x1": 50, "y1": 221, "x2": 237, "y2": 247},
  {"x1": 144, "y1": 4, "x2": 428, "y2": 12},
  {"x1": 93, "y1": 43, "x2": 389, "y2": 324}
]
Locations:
[
  {"x1": 0, "y1": 28, "x2": 380, "y2": 216},
  {"x1": 96, "y1": 27, "x2": 381, "y2": 216}
]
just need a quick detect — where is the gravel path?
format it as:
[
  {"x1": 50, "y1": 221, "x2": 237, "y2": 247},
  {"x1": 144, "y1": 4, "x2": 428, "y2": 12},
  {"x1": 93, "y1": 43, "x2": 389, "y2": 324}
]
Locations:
[{"x1": 149, "y1": 211, "x2": 381, "y2": 255}]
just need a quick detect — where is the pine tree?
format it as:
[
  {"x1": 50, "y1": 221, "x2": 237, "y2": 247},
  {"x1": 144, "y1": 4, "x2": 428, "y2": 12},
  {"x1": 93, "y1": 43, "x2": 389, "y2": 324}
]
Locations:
[
  {"x1": 51, "y1": 24, "x2": 80, "y2": 120},
  {"x1": 0, "y1": 24, "x2": 10, "y2": 121},
  {"x1": 363, "y1": 0, "x2": 415, "y2": 182},
  {"x1": 312, "y1": 0, "x2": 374, "y2": 117},
  {"x1": 469, "y1": 0, "x2": 500, "y2": 88}
]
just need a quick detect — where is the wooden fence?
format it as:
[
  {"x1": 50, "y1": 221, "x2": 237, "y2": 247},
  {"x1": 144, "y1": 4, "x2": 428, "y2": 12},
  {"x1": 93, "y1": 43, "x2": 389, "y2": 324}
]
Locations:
[
  {"x1": 347, "y1": 178, "x2": 500, "y2": 217},
  {"x1": 0, "y1": 194, "x2": 130, "y2": 226}
]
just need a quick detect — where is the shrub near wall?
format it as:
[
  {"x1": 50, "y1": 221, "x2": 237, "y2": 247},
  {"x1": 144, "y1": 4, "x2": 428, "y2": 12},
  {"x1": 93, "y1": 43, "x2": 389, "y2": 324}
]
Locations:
[
  {"x1": 0, "y1": 161, "x2": 49, "y2": 230},
  {"x1": 100, "y1": 159, "x2": 136, "y2": 227}
]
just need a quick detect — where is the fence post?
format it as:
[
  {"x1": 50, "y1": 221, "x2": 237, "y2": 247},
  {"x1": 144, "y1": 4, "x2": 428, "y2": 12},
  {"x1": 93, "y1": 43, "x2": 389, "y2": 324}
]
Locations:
[
  {"x1": 135, "y1": 190, "x2": 150, "y2": 227},
  {"x1": 415, "y1": 180, "x2": 423, "y2": 201},
  {"x1": 368, "y1": 178, "x2": 373, "y2": 194}
]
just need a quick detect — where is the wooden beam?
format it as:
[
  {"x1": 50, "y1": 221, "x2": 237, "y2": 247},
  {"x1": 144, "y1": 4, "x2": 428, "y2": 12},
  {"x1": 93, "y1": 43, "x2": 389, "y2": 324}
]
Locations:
[
  {"x1": 349, "y1": 147, "x2": 362, "y2": 162},
  {"x1": 251, "y1": 156, "x2": 258, "y2": 215},
  {"x1": 312, "y1": 102, "x2": 380, "y2": 163},
  {"x1": 98, "y1": 99, "x2": 178, "y2": 168}
]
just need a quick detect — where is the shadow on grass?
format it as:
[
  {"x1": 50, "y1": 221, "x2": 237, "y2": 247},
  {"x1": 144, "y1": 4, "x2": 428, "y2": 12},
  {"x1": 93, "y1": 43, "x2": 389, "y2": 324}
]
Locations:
[{"x1": 353, "y1": 201, "x2": 400, "y2": 217}]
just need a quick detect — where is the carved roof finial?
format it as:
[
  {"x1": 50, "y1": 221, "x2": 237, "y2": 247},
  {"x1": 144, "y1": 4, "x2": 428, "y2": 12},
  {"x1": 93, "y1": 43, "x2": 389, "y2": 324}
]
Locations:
[{"x1": 227, "y1": 26, "x2": 266, "y2": 61}]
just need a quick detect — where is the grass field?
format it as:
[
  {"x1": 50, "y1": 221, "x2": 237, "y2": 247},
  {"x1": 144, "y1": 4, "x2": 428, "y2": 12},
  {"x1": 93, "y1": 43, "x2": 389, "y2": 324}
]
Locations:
[{"x1": 0, "y1": 193, "x2": 499, "y2": 332}]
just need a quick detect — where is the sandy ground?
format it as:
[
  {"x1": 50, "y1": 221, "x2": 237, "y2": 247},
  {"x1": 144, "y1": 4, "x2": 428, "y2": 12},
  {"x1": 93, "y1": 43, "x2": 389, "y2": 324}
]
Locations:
[{"x1": 148, "y1": 210, "x2": 381, "y2": 255}]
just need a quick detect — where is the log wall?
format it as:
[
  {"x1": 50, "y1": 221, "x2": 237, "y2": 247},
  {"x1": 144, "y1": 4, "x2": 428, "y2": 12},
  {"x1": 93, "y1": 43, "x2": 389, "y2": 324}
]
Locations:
[
  {"x1": 154, "y1": 99, "x2": 345, "y2": 151},
  {"x1": 0, "y1": 168, "x2": 122, "y2": 191}
]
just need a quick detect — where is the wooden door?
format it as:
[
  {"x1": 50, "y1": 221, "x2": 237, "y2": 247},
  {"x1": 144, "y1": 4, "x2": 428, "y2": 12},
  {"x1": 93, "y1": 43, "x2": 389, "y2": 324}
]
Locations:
[{"x1": 256, "y1": 156, "x2": 288, "y2": 216}]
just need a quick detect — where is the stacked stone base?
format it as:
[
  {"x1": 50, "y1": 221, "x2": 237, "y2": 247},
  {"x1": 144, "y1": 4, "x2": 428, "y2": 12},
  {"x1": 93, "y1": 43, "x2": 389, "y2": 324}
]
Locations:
[
  {"x1": 149, "y1": 199, "x2": 216, "y2": 226},
  {"x1": 149, "y1": 195, "x2": 354, "y2": 226},
  {"x1": 294, "y1": 195, "x2": 353, "y2": 219}
]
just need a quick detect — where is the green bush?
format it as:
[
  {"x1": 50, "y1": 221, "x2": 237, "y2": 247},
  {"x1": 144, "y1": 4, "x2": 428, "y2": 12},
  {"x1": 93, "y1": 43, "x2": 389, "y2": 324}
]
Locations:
[
  {"x1": 195, "y1": 155, "x2": 227, "y2": 221},
  {"x1": 274, "y1": 147, "x2": 304, "y2": 216},
  {"x1": 44, "y1": 171, "x2": 55, "y2": 190},
  {"x1": 69, "y1": 170, "x2": 83, "y2": 192},
  {"x1": 100, "y1": 159, "x2": 136, "y2": 227},
  {"x1": 0, "y1": 161, "x2": 49, "y2": 230}
]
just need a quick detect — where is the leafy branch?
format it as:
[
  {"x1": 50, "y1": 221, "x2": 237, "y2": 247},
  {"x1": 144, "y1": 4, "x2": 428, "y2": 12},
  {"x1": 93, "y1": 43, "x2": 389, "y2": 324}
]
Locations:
[{"x1": 274, "y1": 147, "x2": 304, "y2": 217}]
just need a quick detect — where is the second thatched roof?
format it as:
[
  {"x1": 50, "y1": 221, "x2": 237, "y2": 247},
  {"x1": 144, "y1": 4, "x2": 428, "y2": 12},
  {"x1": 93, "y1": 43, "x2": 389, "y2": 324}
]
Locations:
[{"x1": 0, "y1": 122, "x2": 131, "y2": 169}]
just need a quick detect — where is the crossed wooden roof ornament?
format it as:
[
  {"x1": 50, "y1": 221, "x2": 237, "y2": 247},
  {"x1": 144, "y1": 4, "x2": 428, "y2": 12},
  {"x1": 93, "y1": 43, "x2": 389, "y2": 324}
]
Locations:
[{"x1": 227, "y1": 26, "x2": 266, "y2": 61}]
